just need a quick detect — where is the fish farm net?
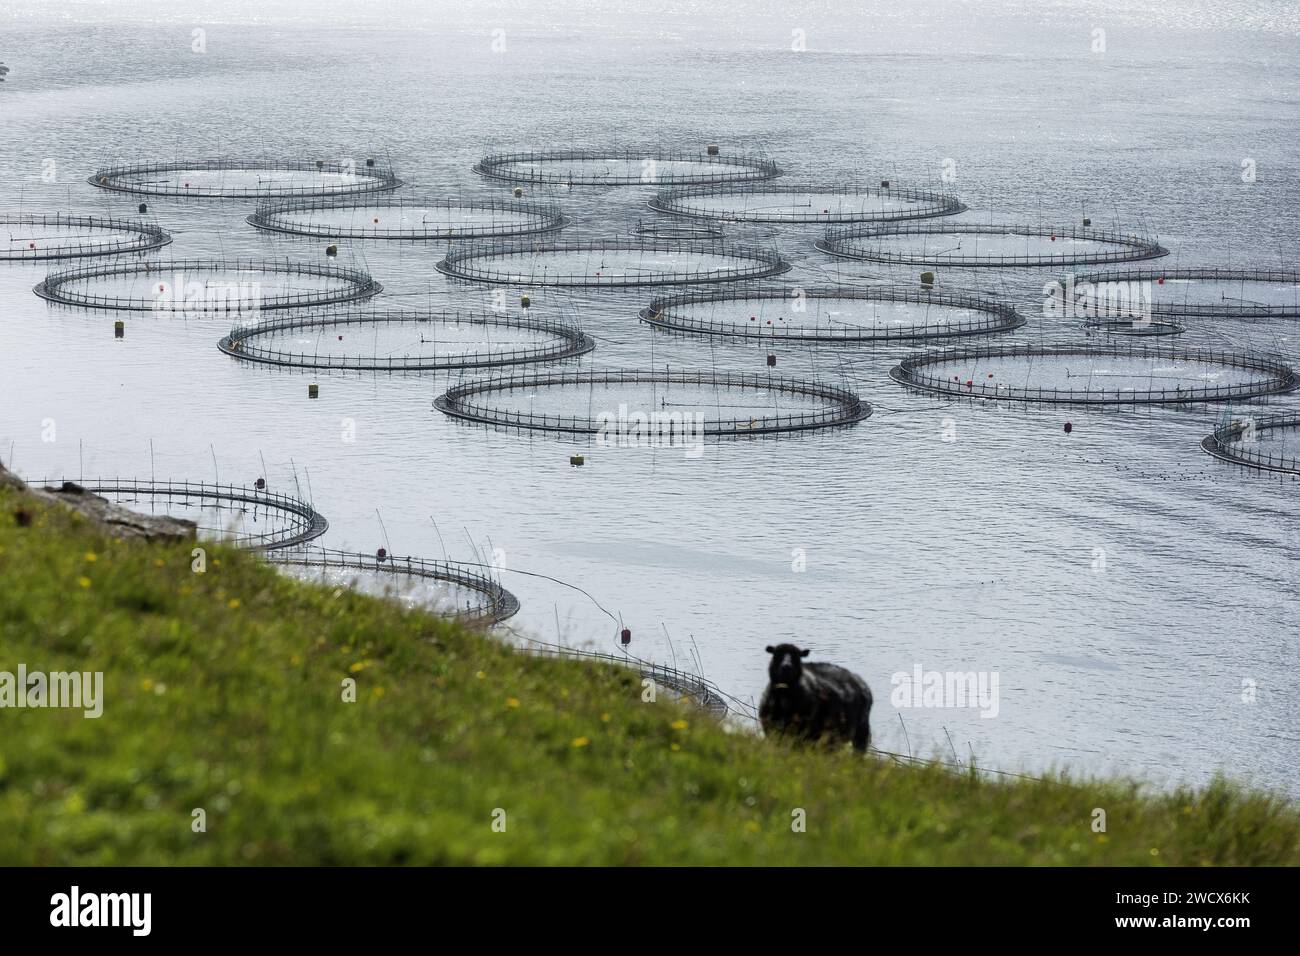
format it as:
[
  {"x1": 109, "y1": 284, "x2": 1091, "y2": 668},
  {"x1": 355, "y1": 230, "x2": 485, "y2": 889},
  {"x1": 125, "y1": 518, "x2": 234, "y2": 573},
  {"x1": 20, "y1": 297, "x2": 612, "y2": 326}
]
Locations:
[
  {"x1": 1076, "y1": 268, "x2": 1300, "y2": 318},
  {"x1": 1, "y1": 213, "x2": 171, "y2": 261},
  {"x1": 268, "y1": 547, "x2": 520, "y2": 626},
  {"x1": 1081, "y1": 316, "x2": 1185, "y2": 337},
  {"x1": 51, "y1": 479, "x2": 328, "y2": 551},
  {"x1": 434, "y1": 369, "x2": 871, "y2": 437},
  {"x1": 88, "y1": 159, "x2": 401, "y2": 199},
  {"x1": 34, "y1": 257, "x2": 382, "y2": 314},
  {"x1": 632, "y1": 220, "x2": 727, "y2": 241},
  {"x1": 474, "y1": 149, "x2": 780, "y2": 186},
  {"x1": 890, "y1": 344, "x2": 1300, "y2": 404},
  {"x1": 218, "y1": 309, "x2": 595, "y2": 372},
  {"x1": 1201, "y1": 413, "x2": 1300, "y2": 475},
  {"x1": 649, "y1": 184, "x2": 966, "y2": 224},
  {"x1": 641, "y1": 285, "x2": 1025, "y2": 343},
  {"x1": 818, "y1": 223, "x2": 1169, "y2": 267},
  {"x1": 436, "y1": 239, "x2": 789, "y2": 288},
  {"x1": 247, "y1": 196, "x2": 568, "y2": 240}
]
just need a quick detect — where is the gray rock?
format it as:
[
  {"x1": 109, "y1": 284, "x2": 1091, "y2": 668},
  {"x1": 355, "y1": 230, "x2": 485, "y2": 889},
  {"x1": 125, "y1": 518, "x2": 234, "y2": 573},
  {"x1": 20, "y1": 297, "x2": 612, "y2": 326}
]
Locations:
[{"x1": 1, "y1": 464, "x2": 196, "y2": 544}]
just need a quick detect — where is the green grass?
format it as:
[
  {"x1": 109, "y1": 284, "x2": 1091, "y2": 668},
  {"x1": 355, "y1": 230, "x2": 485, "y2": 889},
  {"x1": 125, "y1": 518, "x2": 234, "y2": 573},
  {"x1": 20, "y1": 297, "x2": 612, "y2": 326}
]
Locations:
[{"x1": 0, "y1": 483, "x2": 1296, "y2": 865}]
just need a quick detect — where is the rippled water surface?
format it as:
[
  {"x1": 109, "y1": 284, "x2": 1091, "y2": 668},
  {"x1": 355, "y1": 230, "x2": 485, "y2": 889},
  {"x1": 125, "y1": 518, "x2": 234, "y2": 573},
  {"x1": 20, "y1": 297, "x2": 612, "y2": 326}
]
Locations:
[{"x1": 1, "y1": 0, "x2": 1297, "y2": 793}]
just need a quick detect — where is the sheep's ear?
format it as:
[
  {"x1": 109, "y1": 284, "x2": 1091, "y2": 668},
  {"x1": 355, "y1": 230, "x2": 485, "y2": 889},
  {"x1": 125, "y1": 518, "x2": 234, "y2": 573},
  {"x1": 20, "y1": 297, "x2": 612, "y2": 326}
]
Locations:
[
  {"x1": 799, "y1": 649, "x2": 810, "y2": 657},
  {"x1": 764, "y1": 645, "x2": 775, "y2": 654}
]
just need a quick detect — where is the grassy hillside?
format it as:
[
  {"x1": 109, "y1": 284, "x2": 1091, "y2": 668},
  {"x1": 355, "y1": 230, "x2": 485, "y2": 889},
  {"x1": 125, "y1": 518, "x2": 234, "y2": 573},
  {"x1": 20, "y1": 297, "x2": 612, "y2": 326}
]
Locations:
[{"x1": 0, "y1": 481, "x2": 1296, "y2": 865}]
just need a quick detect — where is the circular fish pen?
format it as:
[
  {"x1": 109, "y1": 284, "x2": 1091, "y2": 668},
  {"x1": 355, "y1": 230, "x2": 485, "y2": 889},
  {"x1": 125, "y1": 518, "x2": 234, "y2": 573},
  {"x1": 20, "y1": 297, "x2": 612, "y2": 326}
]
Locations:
[
  {"x1": 1, "y1": 213, "x2": 171, "y2": 261},
  {"x1": 88, "y1": 159, "x2": 400, "y2": 199},
  {"x1": 890, "y1": 344, "x2": 1299, "y2": 404},
  {"x1": 63, "y1": 479, "x2": 328, "y2": 551},
  {"x1": 1201, "y1": 413, "x2": 1300, "y2": 476},
  {"x1": 1076, "y1": 268, "x2": 1300, "y2": 319},
  {"x1": 436, "y1": 239, "x2": 789, "y2": 288},
  {"x1": 34, "y1": 258, "x2": 382, "y2": 313},
  {"x1": 434, "y1": 369, "x2": 871, "y2": 437},
  {"x1": 632, "y1": 220, "x2": 727, "y2": 241},
  {"x1": 268, "y1": 547, "x2": 520, "y2": 625},
  {"x1": 247, "y1": 196, "x2": 567, "y2": 240},
  {"x1": 474, "y1": 149, "x2": 780, "y2": 186},
  {"x1": 818, "y1": 223, "x2": 1168, "y2": 267},
  {"x1": 218, "y1": 309, "x2": 595, "y2": 371},
  {"x1": 649, "y1": 184, "x2": 966, "y2": 224},
  {"x1": 641, "y1": 285, "x2": 1025, "y2": 343},
  {"x1": 1081, "y1": 316, "x2": 1185, "y2": 337}
]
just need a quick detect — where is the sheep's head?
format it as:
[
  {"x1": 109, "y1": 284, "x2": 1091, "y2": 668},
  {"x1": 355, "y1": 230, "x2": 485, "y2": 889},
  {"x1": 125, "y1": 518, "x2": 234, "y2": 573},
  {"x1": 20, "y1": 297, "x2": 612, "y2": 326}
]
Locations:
[{"x1": 765, "y1": 643, "x2": 809, "y2": 688}]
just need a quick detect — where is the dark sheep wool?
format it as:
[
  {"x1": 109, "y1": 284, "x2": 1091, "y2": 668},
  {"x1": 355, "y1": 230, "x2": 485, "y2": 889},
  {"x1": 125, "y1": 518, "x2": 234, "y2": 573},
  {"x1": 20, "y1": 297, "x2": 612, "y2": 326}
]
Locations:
[{"x1": 759, "y1": 644, "x2": 873, "y2": 752}]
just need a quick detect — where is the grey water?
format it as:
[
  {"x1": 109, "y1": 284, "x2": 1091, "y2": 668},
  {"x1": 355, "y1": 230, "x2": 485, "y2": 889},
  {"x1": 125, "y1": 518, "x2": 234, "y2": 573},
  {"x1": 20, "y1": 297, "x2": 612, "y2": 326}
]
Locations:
[{"x1": 1, "y1": 0, "x2": 1297, "y2": 794}]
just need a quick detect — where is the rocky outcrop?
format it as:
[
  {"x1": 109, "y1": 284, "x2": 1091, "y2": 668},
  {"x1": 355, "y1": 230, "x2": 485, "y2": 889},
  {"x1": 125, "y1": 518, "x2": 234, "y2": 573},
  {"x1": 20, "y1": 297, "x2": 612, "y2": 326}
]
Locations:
[{"x1": 1, "y1": 464, "x2": 195, "y2": 544}]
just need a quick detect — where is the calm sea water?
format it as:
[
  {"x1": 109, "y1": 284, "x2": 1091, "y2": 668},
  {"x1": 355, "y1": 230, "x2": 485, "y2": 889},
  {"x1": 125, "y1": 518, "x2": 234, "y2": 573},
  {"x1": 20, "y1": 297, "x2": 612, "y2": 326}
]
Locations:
[{"x1": 2, "y1": 0, "x2": 1297, "y2": 793}]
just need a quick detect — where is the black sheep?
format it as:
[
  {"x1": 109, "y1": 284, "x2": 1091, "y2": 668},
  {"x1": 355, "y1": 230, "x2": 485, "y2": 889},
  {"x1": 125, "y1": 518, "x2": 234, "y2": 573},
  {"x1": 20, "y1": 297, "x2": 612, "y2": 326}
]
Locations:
[{"x1": 760, "y1": 644, "x2": 872, "y2": 752}]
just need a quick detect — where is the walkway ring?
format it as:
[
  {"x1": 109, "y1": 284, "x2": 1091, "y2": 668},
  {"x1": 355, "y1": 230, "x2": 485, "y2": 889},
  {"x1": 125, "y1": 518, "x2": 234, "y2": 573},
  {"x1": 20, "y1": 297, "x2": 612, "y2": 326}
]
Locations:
[
  {"x1": 474, "y1": 149, "x2": 781, "y2": 186},
  {"x1": 247, "y1": 196, "x2": 569, "y2": 241},
  {"x1": 641, "y1": 285, "x2": 1026, "y2": 343},
  {"x1": 436, "y1": 239, "x2": 790, "y2": 288},
  {"x1": 218, "y1": 309, "x2": 595, "y2": 372},
  {"x1": 41, "y1": 479, "x2": 328, "y2": 551},
  {"x1": 1201, "y1": 413, "x2": 1300, "y2": 475},
  {"x1": 649, "y1": 183, "x2": 966, "y2": 224},
  {"x1": 1077, "y1": 267, "x2": 1300, "y2": 318},
  {"x1": 0, "y1": 213, "x2": 171, "y2": 261},
  {"x1": 434, "y1": 368, "x2": 871, "y2": 436},
  {"x1": 818, "y1": 223, "x2": 1169, "y2": 267},
  {"x1": 88, "y1": 159, "x2": 401, "y2": 199},
  {"x1": 269, "y1": 547, "x2": 520, "y2": 626},
  {"x1": 890, "y1": 344, "x2": 1300, "y2": 405},
  {"x1": 34, "y1": 257, "x2": 382, "y2": 312}
]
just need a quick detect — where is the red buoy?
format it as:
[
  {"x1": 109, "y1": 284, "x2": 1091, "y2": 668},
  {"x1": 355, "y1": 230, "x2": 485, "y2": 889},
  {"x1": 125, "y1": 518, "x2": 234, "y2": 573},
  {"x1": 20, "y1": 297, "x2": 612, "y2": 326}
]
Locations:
[
  {"x1": 254, "y1": 477, "x2": 266, "y2": 490},
  {"x1": 1064, "y1": 422, "x2": 1073, "y2": 434},
  {"x1": 377, "y1": 547, "x2": 388, "y2": 561},
  {"x1": 1157, "y1": 277, "x2": 1165, "y2": 285},
  {"x1": 620, "y1": 627, "x2": 631, "y2": 645}
]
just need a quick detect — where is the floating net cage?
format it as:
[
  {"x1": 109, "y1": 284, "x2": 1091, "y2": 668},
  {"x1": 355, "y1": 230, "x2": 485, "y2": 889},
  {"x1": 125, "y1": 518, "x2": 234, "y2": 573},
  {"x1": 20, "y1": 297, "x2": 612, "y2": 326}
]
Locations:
[
  {"x1": 436, "y1": 238, "x2": 789, "y2": 288},
  {"x1": 1076, "y1": 268, "x2": 1300, "y2": 318},
  {"x1": 268, "y1": 547, "x2": 520, "y2": 626},
  {"x1": 49, "y1": 479, "x2": 328, "y2": 551},
  {"x1": 649, "y1": 183, "x2": 966, "y2": 224},
  {"x1": 434, "y1": 368, "x2": 871, "y2": 437},
  {"x1": 247, "y1": 196, "x2": 568, "y2": 241},
  {"x1": 34, "y1": 257, "x2": 382, "y2": 313},
  {"x1": 890, "y1": 344, "x2": 1300, "y2": 405},
  {"x1": 1081, "y1": 316, "x2": 1185, "y2": 337},
  {"x1": 632, "y1": 220, "x2": 727, "y2": 241},
  {"x1": 818, "y1": 223, "x2": 1169, "y2": 268},
  {"x1": 88, "y1": 158, "x2": 401, "y2": 199},
  {"x1": 519, "y1": 639, "x2": 729, "y2": 717},
  {"x1": 0, "y1": 213, "x2": 171, "y2": 261},
  {"x1": 474, "y1": 149, "x2": 781, "y2": 186},
  {"x1": 641, "y1": 285, "x2": 1025, "y2": 343},
  {"x1": 218, "y1": 309, "x2": 595, "y2": 372},
  {"x1": 1201, "y1": 413, "x2": 1300, "y2": 476}
]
